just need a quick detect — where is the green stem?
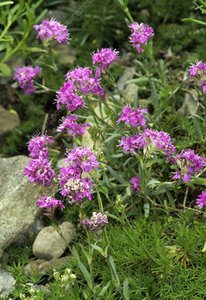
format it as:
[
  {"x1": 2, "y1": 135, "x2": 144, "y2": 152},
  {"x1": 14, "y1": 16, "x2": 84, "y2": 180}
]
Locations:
[{"x1": 124, "y1": 7, "x2": 134, "y2": 23}]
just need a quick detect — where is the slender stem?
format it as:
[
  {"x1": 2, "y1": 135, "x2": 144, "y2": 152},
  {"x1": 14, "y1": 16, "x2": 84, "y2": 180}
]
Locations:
[
  {"x1": 41, "y1": 113, "x2": 48, "y2": 135},
  {"x1": 124, "y1": 7, "x2": 134, "y2": 23},
  {"x1": 183, "y1": 186, "x2": 189, "y2": 208}
]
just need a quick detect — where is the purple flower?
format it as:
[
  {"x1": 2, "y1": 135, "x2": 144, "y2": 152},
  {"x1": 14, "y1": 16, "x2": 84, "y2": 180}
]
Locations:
[
  {"x1": 56, "y1": 80, "x2": 85, "y2": 111},
  {"x1": 66, "y1": 67, "x2": 105, "y2": 98},
  {"x1": 14, "y1": 66, "x2": 41, "y2": 94},
  {"x1": 57, "y1": 115, "x2": 90, "y2": 138},
  {"x1": 130, "y1": 176, "x2": 140, "y2": 192},
  {"x1": 196, "y1": 191, "x2": 206, "y2": 209},
  {"x1": 58, "y1": 147, "x2": 99, "y2": 203},
  {"x1": 34, "y1": 18, "x2": 69, "y2": 44},
  {"x1": 82, "y1": 212, "x2": 108, "y2": 232},
  {"x1": 23, "y1": 158, "x2": 56, "y2": 186},
  {"x1": 59, "y1": 167, "x2": 93, "y2": 203},
  {"x1": 92, "y1": 48, "x2": 119, "y2": 70},
  {"x1": 189, "y1": 61, "x2": 206, "y2": 76},
  {"x1": 172, "y1": 149, "x2": 206, "y2": 182},
  {"x1": 37, "y1": 195, "x2": 65, "y2": 210},
  {"x1": 129, "y1": 22, "x2": 154, "y2": 53},
  {"x1": 117, "y1": 106, "x2": 147, "y2": 128},
  {"x1": 189, "y1": 61, "x2": 206, "y2": 94},
  {"x1": 66, "y1": 67, "x2": 93, "y2": 85},
  {"x1": 66, "y1": 147, "x2": 99, "y2": 173},
  {"x1": 119, "y1": 129, "x2": 176, "y2": 159},
  {"x1": 28, "y1": 135, "x2": 53, "y2": 159}
]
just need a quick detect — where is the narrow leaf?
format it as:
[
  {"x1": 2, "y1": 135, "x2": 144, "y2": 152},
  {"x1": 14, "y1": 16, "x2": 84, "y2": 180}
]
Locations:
[{"x1": 123, "y1": 279, "x2": 130, "y2": 300}]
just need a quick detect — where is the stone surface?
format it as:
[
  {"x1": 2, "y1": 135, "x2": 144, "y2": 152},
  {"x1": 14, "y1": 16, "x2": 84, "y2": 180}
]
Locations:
[
  {"x1": 15, "y1": 218, "x2": 45, "y2": 247},
  {"x1": 33, "y1": 222, "x2": 75, "y2": 260},
  {"x1": 177, "y1": 90, "x2": 199, "y2": 115},
  {"x1": 122, "y1": 83, "x2": 138, "y2": 103},
  {"x1": 0, "y1": 105, "x2": 20, "y2": 135},
  {"x1": 0, "y1": 267, "x2": 16, "y2": 298},
  {"x1": 116, "y1": 67, "x2": 136, "y2": 91},
  {"x1": 23, "y1": 256, "x2": 72, "y2": 275},
  {"x1": 0, "y1": 156, "x2": 57, "y2": 252}
]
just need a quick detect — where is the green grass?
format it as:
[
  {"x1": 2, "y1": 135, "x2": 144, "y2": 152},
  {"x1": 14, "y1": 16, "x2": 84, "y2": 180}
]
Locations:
[{"x1": 3, "y1": 211, "x2": 206, "y2": 299}]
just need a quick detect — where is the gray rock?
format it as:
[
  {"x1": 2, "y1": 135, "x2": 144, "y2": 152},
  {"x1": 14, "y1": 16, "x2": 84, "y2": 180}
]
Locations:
[
  {"x1": 0, "y1": 156, "x2": 57, "y2": 252},
  {"x1": 23, "y1": 256, "x2": 72, "y2": 275},
  {"x1": 122, "y1": 83, "x2": 138, "y2": 103},
  {"x1": 177, "y1": 90, "x2": 199, "y2": 115},
  {"x1": 116, "y1": 67, "x2": 136, "y2": 91},
  {"x1": 33, "y1": 222, "x2": 75, "y2": 260},
  {"x1": 0, "y1": 105, "x2": 20, "y2": 135},
  {"x1": 15, "y1": 218, "x2": 45, "y2": 246},
  {"x1": 31, "y1": 284, "x2": 50, "y2": 296},
  {"x1": 0, "y1": 267, "x2": 16, "y2": 298}
]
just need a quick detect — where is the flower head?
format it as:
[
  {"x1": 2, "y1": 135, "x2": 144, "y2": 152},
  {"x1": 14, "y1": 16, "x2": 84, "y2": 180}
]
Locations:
[
  {"x1": 189, "y1": 61, "x2": 206, "y2": 94},
  {"x1": 66, "y1": 147, "x2": 99, "y2": 173},
  {"x1": 14, "y1": 66, "x2": 41, "y2": 94},
  {"x1": 57, "y1": 115, "x2": 90, "y2": 138},
  {"x1": 59, "y1": 167, "x2": 93, "y2": 203},
  {"x1": 34, "y1": 18, "x2": 69, "y2": 44},
  {"x1": 66, "y1": 67, "x2": 105, "y2": 98},
  {"x1": 119, "y1": 129, "x2": 176, "y2": 160},
  {"x1": 37, "y1": 195, "x2": 65, "y2": 210},
  {"x1": 172, "y1": 149, "x2": 206, "y2": 182},
  {"x1": 130, "y1": 176, "x2": 140, "y2": 192},
  {"x1": 82, "y1": 212, "x2": 108, "y2": 232},
  {"x1": 117, "y1": 106, "x2": 147, "y2": 128},
  {"x1": 23, "y1": 158, "x2": 56, "y2": 186},
  {"x1": 92, "y1": 48, "x2": 119, "y2": 70},
  {"x1": 196, "y1": 191, "x2": 206, "y2": 209},
  {"x1": 129, "y1": 22, "x2": 154, "y2": 53},
  {"x1": 28, "y1": 135, "x2": 53, "y2": 159},
  {"x1": 56, "y1": 80, "x2": 84, "y2": 111}
]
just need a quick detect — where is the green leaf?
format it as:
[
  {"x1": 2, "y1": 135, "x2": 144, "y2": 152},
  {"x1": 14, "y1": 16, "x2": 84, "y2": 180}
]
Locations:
[
  {"x1": 0, "y1": 62, "x2": 11, "y2": 76},
  {"x1": 107, "y1": 166, "x2": 127, "y2": 184},
  {"x1": 78, "y1": 261, "x2": 93, "y2": 290},
  {"x1": 0, "y1": 43, "x2": 7, "y2": 51},
  {"x1": 0, "y1": 1, "x2": 14, "y2": 7},
  {"x1": 98, "y1": 281, "x2": 111, "y2": 297},
  {"x1": 123, "y1": 279, "x2": 130, "y2": 300},
  {"x1": 183, "y1": 18, "x2": 206, "y2": 26},
  {"x1": 91, "y1": 244, "x2": 106, "y2": 257},
  {"x1": 144, "y1": 202, "x2": 150, "y2": 219},
  {"x1": 191, "y1": 178, "x2": 206, "y2": 186},
  {"x1": 108, "y1": 256, "x2": 120, "y2": 287},
  {"x1": 21, "y1": 47, "x2": 47, "y2": 53}
]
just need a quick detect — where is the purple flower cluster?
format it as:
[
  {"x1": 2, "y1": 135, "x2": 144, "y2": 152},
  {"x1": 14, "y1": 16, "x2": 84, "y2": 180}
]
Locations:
[
  {"x1": 66, "y1": 147, "x2": 99, "y2": 173},
  {"x1": 24, "y1": 135, "x2": 56, "y2": 186},
  {"x1": 92, "y1": 48, "x2": 119, "y2": 70},
  {"x1": 82, "y1": 212, "x2": 108, "y2": 232},
  {"x1": 59, "y1": 147, "x2": 99, "y2": 203},
  {"x1": 14, "y1": 66, "x2": 41, "y2": 94},
  {"x1": 57, "y1": 115, "x2": 90, "y2": 138},
  {"x1": 129, "y1": 22, "x2": 154, "y2": 53},
  {"x1": 172, "y1": 149, "x2": 206, "y2": 182},
  {"x1": 23, "y1": 158, "x2": 56, "y2": 186},
  {"x1": 56, "y1": 80, "x2": 84, "y2": 111},
  {"x1": 37, "y1": 195, "x2": 65, "y2": 210},
  {"x1": 34, "y1": 18, "x2": 69, "y2": 44},
  {"x1": 117, "y1": 106, "x2": 147, "y2": 128},
  {"x1": 196, "y1": 191, "x2": 206, "y2": 209},
  {"x1": 28, "y1": 135, "x2": 53, "y2": 158},
  {"x1": 66, "y1": 67, "x2": 105, "y2": 97},
  {"x1": 119, "y1": 129, "x2": 176, "y2": 159},
  {"x1": 130, "y1": 176, "x2": 140, "y2": 192},
  {"x1": 56, "y1": 67, "x2": 104, "y2": 111},
  {"x1": 189, "y1": 61, "x2": 206, "y2": 94}
]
